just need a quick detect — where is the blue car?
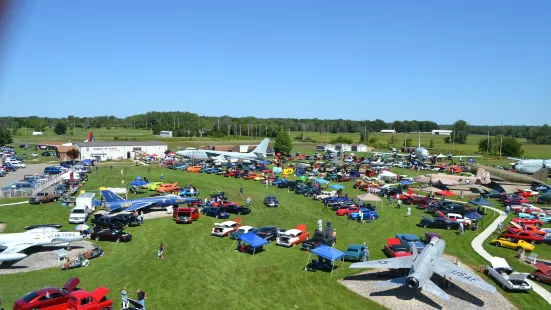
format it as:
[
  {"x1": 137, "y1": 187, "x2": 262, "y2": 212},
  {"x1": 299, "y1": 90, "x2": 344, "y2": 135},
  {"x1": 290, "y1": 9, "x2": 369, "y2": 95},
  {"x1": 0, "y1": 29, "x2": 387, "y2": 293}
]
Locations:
[
  {"x1": 395, "y1": 234, "x2": 425, "y2": 253},
  {"x1": 179, "y1": 187, "x2": 200, "y2": 197},
  {"x1": 343, "y1": 244, "x2": 368, "y2": 261},
  {"x1": 202, "y1": 207, "x2": 229, "y2": 219},
  {"x1": 348, "y1": 209, "x2": 380, "y2": 221}
]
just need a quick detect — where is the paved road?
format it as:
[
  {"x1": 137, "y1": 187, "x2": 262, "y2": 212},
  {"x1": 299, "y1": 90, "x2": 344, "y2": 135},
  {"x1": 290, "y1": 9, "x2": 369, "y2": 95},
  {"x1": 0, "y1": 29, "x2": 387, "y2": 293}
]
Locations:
[
  {"x1": 471, "y1": 205, "x2": 551, "y2": 305},
  {"x1": 0, "y1": 163, "x2": 51, "y2": 188}
]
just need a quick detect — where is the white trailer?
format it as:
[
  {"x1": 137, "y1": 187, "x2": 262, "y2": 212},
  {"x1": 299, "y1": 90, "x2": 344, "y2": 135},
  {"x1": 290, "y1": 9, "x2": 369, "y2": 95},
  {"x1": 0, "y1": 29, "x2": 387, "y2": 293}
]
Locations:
[{"x1": 75, "y1": 192, "x2": 95, "y2": 214}]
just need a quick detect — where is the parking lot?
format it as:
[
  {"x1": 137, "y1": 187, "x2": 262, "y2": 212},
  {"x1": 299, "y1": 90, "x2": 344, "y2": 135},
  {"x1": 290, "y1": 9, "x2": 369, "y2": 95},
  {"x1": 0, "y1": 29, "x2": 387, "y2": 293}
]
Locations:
[{"x1": 0, "y1": 163, "x2": 52, "y2": 189}]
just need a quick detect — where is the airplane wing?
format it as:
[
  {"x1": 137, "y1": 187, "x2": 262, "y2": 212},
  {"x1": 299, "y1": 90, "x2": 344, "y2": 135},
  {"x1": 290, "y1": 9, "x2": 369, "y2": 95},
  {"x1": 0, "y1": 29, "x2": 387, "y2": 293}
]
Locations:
[
  {"x1": 350, "y1": 256, "x2": 414, "y2": 269},
  {"x1": 0, "y1": 242, "x2": 34, "y2": 261},
  {"x1": 422, "y1": 279, "x2": 450, "y2": 300},
  {"x1": 124, "y1": 201, "x2": 156, "y2": 212},
  {"x1": 507, "y1": 157, "x2": 522, "y2": 161},
  {"x1": 437, "y1": 178, "x2": 458, "y2": 186},
  {"x1": 433, "y1": 257, "x2": 496, "y2": 293}
]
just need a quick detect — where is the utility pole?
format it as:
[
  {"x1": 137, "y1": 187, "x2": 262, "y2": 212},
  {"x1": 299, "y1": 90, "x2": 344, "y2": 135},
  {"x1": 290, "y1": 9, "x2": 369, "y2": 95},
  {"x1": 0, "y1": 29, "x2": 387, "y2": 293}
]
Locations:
[
  {"x1": 248, "y1": 124, "x2": 250, "y2": 137},
  {"x1": 227, "y1": 124, "x2": 230, "y2": 136},
  {"x1": 218, "y1": 118, "x2": 220, "y2": 131},
  {"x1": 452, "y1": 129, "x2": 455, "y2": 152},
  {"x1": 364, "y1": 126, "x2": 367, "y2": 144},
  {"x1": 499, "y1": 136, "x2": 503, "y2": 158},
  {"x1": 487, "y1": 130, "x2": 490, "y2": 155}
]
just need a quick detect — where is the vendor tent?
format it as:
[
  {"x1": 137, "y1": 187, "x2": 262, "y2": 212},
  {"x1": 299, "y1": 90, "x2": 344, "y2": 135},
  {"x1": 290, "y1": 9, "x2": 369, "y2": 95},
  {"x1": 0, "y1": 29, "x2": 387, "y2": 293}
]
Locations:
[
  {"x1": 469, "y1": 197, "x2": 494, "y2": 206},
  {"x1": 230, "y1": 232, "x2": 269, "y2": 255},
  {"x1": 464, "y1": 212, "x2": 483, "y2": 220},
  {"x1": 356, "y1": 193, "x2": 382, "y2": 202},
  {"x1": 331, "y1": 184, "x2": 345, "y2": 190},
  {"x1": 304, "y1": 245, "x2": 345, "y2": 276}
]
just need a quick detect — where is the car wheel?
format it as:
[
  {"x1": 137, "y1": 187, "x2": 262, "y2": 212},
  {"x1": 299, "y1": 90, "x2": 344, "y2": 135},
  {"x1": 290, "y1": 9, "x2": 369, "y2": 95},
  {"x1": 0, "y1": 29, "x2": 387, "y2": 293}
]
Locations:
[
  {"x1": 446, "y1": 225, "x2": 451, "y2": 230},
  {"x1": 423, "y1": 224, "x2": 428, "y2": 228},
  {"x1": 39, "y1": 201, "x2": 43, "y2": 205},
  {"x1": 371, "y1": 216, "x2": 375, "y2": 220},
  {"x1": 531, "y1": 240, "x2": 536, "y2": 244},
  {"x1": 95, "y1": 236, "x2": 100, "y2": 241},
  {"x1": 216, "y1": 215, "x2": 219, "y2": 219},
  {"x1": 116, "y1": 238, "x2": 121, "y2": 243}
]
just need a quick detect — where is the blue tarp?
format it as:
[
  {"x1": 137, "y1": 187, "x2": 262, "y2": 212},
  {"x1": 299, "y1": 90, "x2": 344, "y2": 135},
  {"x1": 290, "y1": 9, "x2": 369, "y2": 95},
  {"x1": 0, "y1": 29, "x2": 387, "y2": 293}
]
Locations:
[
  {"x1": 315, "y1": 179, "x2": 329, "y2": 184},
  {"x1": 130, "y1": 180, "x2": 148, "y2": 186},
  {"x1": 331, "y1": 184, "x2": 345, "y2": 190},
  {"x1": 464, "y1": 212, "x2": 483, "y2": 220},
  {"x1": 311, "y1": 245, "x2": 344, "y2": 261},
  {"x1": 469, "y1": 197, "x2": 493, "y2": 206},
  {"x1": 400, "y1": 180, "x2": 413, "y2": 185},
  {"x1": 238, "y1": 232, "x2": 268, "y2": 248},
  {"x1": 259, "y1": 161, "x2": 270, "y2": 165},
  {"x1": 82, "y1": 159, "x2": 92, "y2": 166}
]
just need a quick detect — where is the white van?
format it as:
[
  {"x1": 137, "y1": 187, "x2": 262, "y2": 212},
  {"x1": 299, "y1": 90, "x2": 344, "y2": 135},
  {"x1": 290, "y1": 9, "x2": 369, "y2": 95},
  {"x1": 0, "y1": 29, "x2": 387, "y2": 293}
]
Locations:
[{"x1": 69, "y1": 207, "x2": 88, "y2": 224}]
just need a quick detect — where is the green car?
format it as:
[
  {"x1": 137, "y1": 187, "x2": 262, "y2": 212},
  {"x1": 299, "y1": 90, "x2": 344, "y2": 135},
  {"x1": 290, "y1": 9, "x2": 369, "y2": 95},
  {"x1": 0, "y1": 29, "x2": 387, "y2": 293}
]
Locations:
[
  {"x1": 148, "y1": 182, "x2": 163, "y2": 191},
  {"x1": 324, "y1": 174, "x2": 339, "y2": 181},
  {"x1": 343, "y1": 244, "x2": 367, "y2": 261}
]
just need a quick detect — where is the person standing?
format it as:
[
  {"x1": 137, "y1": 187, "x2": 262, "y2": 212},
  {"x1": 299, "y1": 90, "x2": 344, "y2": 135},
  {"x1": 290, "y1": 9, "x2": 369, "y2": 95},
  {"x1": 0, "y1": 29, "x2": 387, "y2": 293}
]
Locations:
[
  {"x1": 505, "y1": 205, "x2": 510, "y2": 216},
  {"x1": 363, "y1": 243, "x2": 369, "y2": 262},
  {"x1": 317, "y1": 219, "x2": 323, "y2": 231},
  {"x1": 147, "y1": 166, "x2": 150, "y2": 173},
  {"x1": 407, "y1": 207, "x2": 411, "y2": 217},
  {"x1": 397, "y1": 199, "x2": 402, "y2": 209},
  {"x1": 358, "y1": 209, "x2": 363, "y2": 223},
  {"x1": 239, "y1": 187, "x2": 243, "y2": 197},
  {"x1": 137, "y1": 289, "x2": 147, "y2": 310},
  {"x1": 160, "y1": 174, "x2": 164, "y2": 182},
  {"x1": 458, "y1": 222, "x2": 464, "y2": 235},
  {"x1": 120, "y1": 169, "x2": 124, "y2": 177},
  {"x1": 497, "y1": 222, "x2": 503, "y2": 235},
  {"x1": 158, "y1": 243, "x2": 164, "y2": 259},
  {"x1": 246, "y1": 196, "x2": 251, "y2": 208},
  {"x1": 190, "y1": 187, "x2": 195, "y2": 197},
  {"x1": 121, "y1": 287, "x2": 129, "y2": 309},
  {"x1": 389, "y1": 196, "x2": 393, "y2": 206},
  {"x1": 95, "y1": 166, "x2": 99, "y2": 173}
]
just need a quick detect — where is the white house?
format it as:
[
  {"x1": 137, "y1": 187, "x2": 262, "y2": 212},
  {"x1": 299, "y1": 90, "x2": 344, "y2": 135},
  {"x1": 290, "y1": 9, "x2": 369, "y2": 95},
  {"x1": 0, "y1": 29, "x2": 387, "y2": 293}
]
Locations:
[
  {"x1": 75, "y1": 141, "x2": 167, "y2": 161},
  {"x1": 316, "y1": 144, "x2": 336, "y2": 152},
  {"x1": 431, "y1": 130, "x2": 452, "y2": 136},
  {"x1": 380, "y1": 129, "x2": 396, "y2": 134},
  {"x1": 351, "y1": 144, "x2": 368, "y2": 152},
  {"x1": 159, "y1": 131, "x2": 173, "y2": 137}
]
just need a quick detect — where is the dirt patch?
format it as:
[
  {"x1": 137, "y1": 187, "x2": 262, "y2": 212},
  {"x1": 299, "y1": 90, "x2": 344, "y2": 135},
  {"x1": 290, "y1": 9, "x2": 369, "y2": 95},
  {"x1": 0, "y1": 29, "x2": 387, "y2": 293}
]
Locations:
[
  {"x1": 0, "y1": 223, "x2": 5, "y2": 233},
  {"x1": 0, "y1": 241, "x2": 95, "y2": 275},
  {"x1": 340, "y1": 256, "x2": 516, "y2": 310}
]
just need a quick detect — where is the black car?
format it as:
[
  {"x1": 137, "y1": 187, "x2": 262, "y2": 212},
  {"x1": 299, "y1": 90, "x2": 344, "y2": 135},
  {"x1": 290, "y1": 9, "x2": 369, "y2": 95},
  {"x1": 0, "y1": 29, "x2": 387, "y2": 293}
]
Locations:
[
  {"x1": 437, "y1": 204, "x2": 469, "y2": 216},
  {"x1": 226, "y1": 203, "x2": 251, "y2": 215},
  {"x1": 263, "y1": 196, "x2": 279, "y2": 207},
  {"x1": 255, "y1": 226, "x2": 285, "y2": 242},
  {"x1": 111, "y1": 213, "x2": 141, "y2": 227},
  {"x1": 41, "y1": 151, "x2": 53, "y2": 156},
  {"x1": 91, "y1": 214, "x2": 126, "y2": 230},
  {"x1": 301, "y1": 229, "x2": 335, "y2": 251},
  {"x1": 419, "y1": 216, "x2": 461, "y2": 230},
  {"x1": 90, "y1": 228, "x2": 132, "y2": 243},
  {"x1": 481, "y1": 190, "x2": 503, "y2": 199}
]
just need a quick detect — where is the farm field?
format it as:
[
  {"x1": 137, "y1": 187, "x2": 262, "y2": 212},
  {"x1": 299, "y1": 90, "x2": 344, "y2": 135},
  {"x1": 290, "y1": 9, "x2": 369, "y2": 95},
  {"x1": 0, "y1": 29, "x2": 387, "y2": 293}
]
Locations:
[{"x1": 0, "y1": 165, "x2": 550, "y2": 308}]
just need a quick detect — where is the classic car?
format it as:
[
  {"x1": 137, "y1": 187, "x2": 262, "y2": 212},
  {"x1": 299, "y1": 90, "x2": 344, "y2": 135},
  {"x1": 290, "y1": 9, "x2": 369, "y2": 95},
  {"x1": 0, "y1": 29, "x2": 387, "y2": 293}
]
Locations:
[
  {"x1": 348, "y1": 209, "x2": 379, "y2": 221},
  {"x1": 59, "y1": 286, "x2": 112, "y2": 310},
  {"x1": 336, "y1": 205, "x2": 363, "y2": 216},
  {"x1": 485, "y1": 257, "x2": 532, "y2": 291},
  {"x1": 111, "y1": 212, "x2": 141, "y2": 227},
  {"x1": 529, "y1": 262, "x2": 551, "y2": 285},
  {"x1": 490, "y1": 238, "x2": 535, "y2": 252},
  {"x1": 395, "y1": 234, "x2": 425, "y2": 253},
  {"x1": 156, "y1": 182, "x2": 179, "y2": 193},
  {"x1": 512, "y1": 205, "x2": 546, "y2": 215},
  {"x1": 312, "y1": 191, "x2": 337, "y2": 200},
  {"x1": 226, "y1": 203, "x2": 251, "y2": 215},
  {"x1": 186, "y1": 165, "x2": 203, "y2": 172},
  {"x1": 223, "y1": 171, "x2": 236, "y2": 177},
  {"x1": 384, "y1": 238, "x2": 413, "y2": 258},
  {"x1": 276, "y1": 224, "x2": 310, "y2": 247},
  {"x1": 211, "y1": 219, "x2": 242, "y2": 237},
  {"x1": 90, "y1": 214, "x2": 126, "y2": 230},
  {"x1": 263, "y1": 196, "x2": 279, "y2": 207},
  {"x1": 516, "y1": 189, "x2": 540, "y2": 198},
  {"x1": 147, "y1": 182, "x2": 163, "y2": 191},
  {"x1": 230, "y1": 225, "x2": 257, "y2": 239},
  {"x1": 501, "y1": 228, "x2": 544, "y2": 244},
  {"x1": 343, "y1": 244, "x2": 367, "y2": 261},
  {"x1": 255, "y1": 226, "x2": 285, "y2": 242},
  {"x1": 511, "y1": 217, "x2": 544, "y2": 227},
  {"x1": 202, "y1": 207, "x2": 230, "y2": 219},
  {"x1": 507, "y1": 225, "x2": 546, "y2": 236},
  {"x1": 420, "y1": 232, "x2": 441, "y2": 244},
  {"x1": 173, "y1": 207, "x2": 200, "y2": 224},
  {"x1": 434, "y1": 212, "x2": 472, "y2": 226},
  {"x1": 29, "y1": 191, "x2": 61, "y2": 204},
  {"x1": 336, "y1": 176, "x2": 352, "y2": 182},
  {"x1": 178, "y1": 186, "x2": 200, "y2": 197},
  {"x1": 243, "y1": 173, "x2": 259, "y2": 180},
  {"x1": 90, "y1": 228, "x2": 132, "y2": 242},
  {"x1": 13, "y1": 277, "x2": 80, "y2": 310},
  {"x1": 404, "y1": 196, "x2": 433, "y2": 207},
  {"x1": 301, "y1": 229, "x2": 335, "y2": 251},
  {"x1": 419, "y1": 216, "x2": 461, "y2": 230}
]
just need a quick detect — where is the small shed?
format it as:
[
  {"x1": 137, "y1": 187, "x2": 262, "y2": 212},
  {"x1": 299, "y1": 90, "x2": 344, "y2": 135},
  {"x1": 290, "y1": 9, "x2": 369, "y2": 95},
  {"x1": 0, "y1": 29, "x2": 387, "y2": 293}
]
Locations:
[{"x1": 351, "y1": 144, "x2": 368, "y2": 152}]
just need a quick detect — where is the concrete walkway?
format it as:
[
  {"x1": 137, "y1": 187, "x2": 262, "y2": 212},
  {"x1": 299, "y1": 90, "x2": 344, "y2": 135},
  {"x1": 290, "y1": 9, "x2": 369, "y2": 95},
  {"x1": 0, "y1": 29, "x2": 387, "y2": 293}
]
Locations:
[
  {"x1": 0, "y1": 201, "x2": 27, "y2": 207},
  {"x1": 471, "y1": 205, "x2": 551, "y2": 305}
]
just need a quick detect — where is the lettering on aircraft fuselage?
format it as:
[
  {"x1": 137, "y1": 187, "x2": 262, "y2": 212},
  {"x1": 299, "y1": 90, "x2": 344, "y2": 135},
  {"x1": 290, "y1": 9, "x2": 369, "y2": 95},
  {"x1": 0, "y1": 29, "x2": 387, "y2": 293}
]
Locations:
[
  {"x1": 451, "y1": 270, "x2": 478, "y2": 282},
  {"x1": 46, "y1": 232, "x2": 78, "y2": 238}
]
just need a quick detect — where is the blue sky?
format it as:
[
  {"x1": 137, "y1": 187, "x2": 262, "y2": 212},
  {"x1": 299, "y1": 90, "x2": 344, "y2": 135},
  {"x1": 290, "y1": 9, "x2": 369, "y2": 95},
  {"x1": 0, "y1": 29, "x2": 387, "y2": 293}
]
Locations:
[{"x1": 0, "y1": 0, "x2": 549, "y2": 125}]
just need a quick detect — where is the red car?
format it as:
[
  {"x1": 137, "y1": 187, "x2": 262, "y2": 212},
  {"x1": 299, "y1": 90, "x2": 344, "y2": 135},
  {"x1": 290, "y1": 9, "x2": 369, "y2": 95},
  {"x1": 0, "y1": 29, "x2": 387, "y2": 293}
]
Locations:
[
  {"x1": 404, "y1": 196, "x2": 432, "y2": 206},
  {"x1": 507, "y1": 225, "x2": 546, "y2": 236},
  {"x1": 530, "y1": 262, "x2": 551, "y2": 285},
  {"x1": 14, "y1": 277, "x2": 80, "y2": 310},
  {"x1": 223, "y1": 171, "x2": 236, "y2": 177},
  {"x1": 512, "y1": 217, "x2": 544, "y2": 227},
  {"x1": 56, "y1": 287, "x2": 112, "y2": 310},
  {"x1": 383, "y1": 238, "x2": 413, "y2": 258},
  {"x1": 502, "y1": 228, "x2": 544, "y2": 244},
  {"x1": 337, "y1": 176, "x2": 352, "y2": 182},
  {"x1": 336, "y1": 206, "x2": 360, "y2": 216}
]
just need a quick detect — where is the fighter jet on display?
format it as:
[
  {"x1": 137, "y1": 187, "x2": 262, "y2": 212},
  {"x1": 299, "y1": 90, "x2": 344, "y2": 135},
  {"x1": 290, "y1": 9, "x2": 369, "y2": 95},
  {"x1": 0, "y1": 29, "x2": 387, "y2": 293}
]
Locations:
[
  {"x1": 100, "y1": 189, "x2": 200, "y2": 212},
  {"x1": 350, "y1": 237, "x2": 496, "y2": 300},
  {"x1": 0, "y1": 225, "x2": 83, "y2": 262},
  {"x1": 507, "y1": 157, "x2": 551, "y2": 175},
  {"x1": 414, "y1": 168, "x2": 491, "y2": 186},
  {"x1": 176, "y1": 138, "x2": 270, "y2": 163}
]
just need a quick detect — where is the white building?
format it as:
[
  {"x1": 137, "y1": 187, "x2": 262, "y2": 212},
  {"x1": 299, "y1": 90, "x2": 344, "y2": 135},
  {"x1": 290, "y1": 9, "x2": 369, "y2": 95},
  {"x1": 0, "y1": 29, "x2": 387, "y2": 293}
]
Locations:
[
  {"x1": 75, "y1": 141, "x2": 168, "y2": 161},
  {"x1": 351, "y1": 144, "x2": 368, "y2": 152},
  {"x1": 32, "y1": 131, "x2": 44, "y2": 136},
  {"x1": 316, "y1": 144, "x2": 336, "y2": 152},
  {"x1": 380, "y1": 129, "x2": 396, "y2": 134},
  {"x1": 159, "y1": 131, "x2": 173, "y2": 137},
  {"x1": 431, "y1": 130, "x2": 452, "y2": 136}
]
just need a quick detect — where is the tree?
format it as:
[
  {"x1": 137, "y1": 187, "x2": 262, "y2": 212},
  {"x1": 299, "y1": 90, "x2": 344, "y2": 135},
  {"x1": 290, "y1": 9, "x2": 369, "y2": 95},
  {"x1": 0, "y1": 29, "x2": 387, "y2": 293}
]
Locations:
[
  {"x1": 331, "y1": 135, "x2": 353, "y2": 144},
  {"x1": 274, "y1": 131, "x2": 292, "y2": 155},
  {"x1": 452, "y1": 120, "x2": 470, "y2": 144},
  {"x1": 0, "y1": 128, "x2": 13, "y2": 145},
  {"x1": 66, "y1": 148, "x2": 80, "y2": 160},
  {"x1": 387, "y1": 135, "x2": 397, "y2": 147},
  {"x1": 54, "y1": 122, "x2": 67, "y2": 135},
  {"x1": 368, "y1": 137, "x2": 378, "y2": 146},
  {"x1": 429, "y1": 139, "x2": 434, "y2": 149},
  {"x1": 478, "y1": 136, "x2": 524, "y2": 157},
  {"x1": 501, "y1": 136, "x2": 524, "y2": 157}
]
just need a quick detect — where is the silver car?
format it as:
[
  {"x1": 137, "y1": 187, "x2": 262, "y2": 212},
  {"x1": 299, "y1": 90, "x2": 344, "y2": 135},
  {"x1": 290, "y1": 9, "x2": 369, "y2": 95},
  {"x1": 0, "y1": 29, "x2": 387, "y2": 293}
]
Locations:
[{"x1": 485, "y1": 257, "x2": 532, "y2": 291}]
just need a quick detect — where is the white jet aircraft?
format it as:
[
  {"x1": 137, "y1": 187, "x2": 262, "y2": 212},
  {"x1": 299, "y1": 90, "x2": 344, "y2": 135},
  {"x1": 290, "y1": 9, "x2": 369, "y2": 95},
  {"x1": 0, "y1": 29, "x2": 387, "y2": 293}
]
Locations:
[{"x1": 176, "y1": 138, "x2": 270, "y2": 162}]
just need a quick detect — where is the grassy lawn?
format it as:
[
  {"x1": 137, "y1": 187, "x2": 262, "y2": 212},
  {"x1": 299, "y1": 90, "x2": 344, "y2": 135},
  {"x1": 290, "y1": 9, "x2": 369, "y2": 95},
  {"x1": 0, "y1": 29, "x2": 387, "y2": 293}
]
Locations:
[{"x1": 0, "y1": 165, "x2": 549, "y2": 308}]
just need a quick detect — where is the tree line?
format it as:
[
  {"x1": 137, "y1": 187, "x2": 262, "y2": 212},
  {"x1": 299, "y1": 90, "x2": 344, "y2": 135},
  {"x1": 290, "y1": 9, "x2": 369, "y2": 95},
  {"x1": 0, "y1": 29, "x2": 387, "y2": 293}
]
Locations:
[{"x1": 0, "y1": 113, "x2": 550, "y2": 145}]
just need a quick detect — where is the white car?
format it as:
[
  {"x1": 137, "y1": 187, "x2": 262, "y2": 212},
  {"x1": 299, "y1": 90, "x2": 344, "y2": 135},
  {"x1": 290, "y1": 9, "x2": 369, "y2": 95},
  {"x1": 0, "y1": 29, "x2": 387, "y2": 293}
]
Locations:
[
  {"x1": 211, "y1": 221, "x2": 240, "y2": 237},
  {"x1": 313, "y1": 191, "x2": 336, "y2": 200},
  {"x1": 31, "y1": 153, "x2": 38, "y2": 157},
  {"x1": 485, "y1": 257, "x2": 532, "y2": 291},
  {"x1": 276, "y1": 225, "x2": 308, "y2": 247},
  {"x1": 6, "y1": 160, "x2": 25, "y2": 168},
  {"x1": 230, "y1": 225, "x2": 255, "y2": 239},
  {"x1": 445, "y1": 213, "x2": 471, "y2": 225}
]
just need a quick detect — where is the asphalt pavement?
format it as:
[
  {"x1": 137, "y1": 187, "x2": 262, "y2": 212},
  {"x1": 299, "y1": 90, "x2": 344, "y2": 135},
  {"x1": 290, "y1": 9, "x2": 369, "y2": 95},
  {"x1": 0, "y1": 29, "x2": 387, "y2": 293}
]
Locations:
[{"x1": 0, "y1": 163, "x2": 51, "y2": 189}]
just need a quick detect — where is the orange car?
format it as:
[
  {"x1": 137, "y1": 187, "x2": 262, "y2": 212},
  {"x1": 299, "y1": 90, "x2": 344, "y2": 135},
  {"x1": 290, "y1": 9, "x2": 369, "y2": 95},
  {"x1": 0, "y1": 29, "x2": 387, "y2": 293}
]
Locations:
[
  {"x1": 243, "y1": 173, "x2": 258, "y2": 180},
  {"x1": 187, "y1": 166, "x2": 202, "y2": 172},
  {"x1": 157, "y1": 182, "x2": 179, "y2": 193}
]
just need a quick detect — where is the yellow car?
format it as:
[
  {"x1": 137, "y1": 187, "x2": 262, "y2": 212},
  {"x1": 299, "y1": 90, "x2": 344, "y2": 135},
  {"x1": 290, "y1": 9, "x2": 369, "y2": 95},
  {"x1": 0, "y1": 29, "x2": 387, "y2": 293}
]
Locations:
[
  {"x1": 490, "y1": 238, "x2": 535, "y2": 252},
  {"x1": 148, "y1": 182, "x2": 163, "y2": 191},
  {"x1": 254, "y1": 176, "x2": 266, "y2": 181}
]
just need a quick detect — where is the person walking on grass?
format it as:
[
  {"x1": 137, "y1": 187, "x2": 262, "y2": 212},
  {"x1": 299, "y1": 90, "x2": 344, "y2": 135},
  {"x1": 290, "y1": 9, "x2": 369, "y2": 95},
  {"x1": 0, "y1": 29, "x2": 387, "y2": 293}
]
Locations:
[
  {"x1": 458, "y1": 222, "x2": 464, "y2": 235},
  {"x1": 121, "y1": 287, "x2": 129, "y2": 309},
  {"x1": 239, "y1": 187, "x2": 243, "y2": 197},
  {"x1": 158, "y1": 243, "x2": 164, "y2": 259},
  {"x1": 247, "y1": 196, "x2": 251, "y2": 208},
  {"x1": 397, "y1": 199, "x2": 402, "y2": 209},
  {"x1": 160, "y1": 174, "x2": 164, "y2": 182},
  {"x1": 137, "y1": 289, "x2": 147, "y2": 310},
  {"x1": 497, "y1": 222, "x2": 503, "y2": 235},
  {"x1": 317, "y1": 219, "x2": 323, "y2": 231},
  {"x1": 363, "y1": 243, "x2": 369, "y2": 262},
  {"x1": 407, "y1": 207, "x2": 411, "y2": 217}
]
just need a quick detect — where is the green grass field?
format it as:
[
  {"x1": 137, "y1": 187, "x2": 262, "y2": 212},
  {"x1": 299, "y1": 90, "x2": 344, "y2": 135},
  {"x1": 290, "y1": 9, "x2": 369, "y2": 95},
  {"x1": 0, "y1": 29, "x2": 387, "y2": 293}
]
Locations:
[{"x1": 0, "y1": 165, "x2": 550, "y2": 308}]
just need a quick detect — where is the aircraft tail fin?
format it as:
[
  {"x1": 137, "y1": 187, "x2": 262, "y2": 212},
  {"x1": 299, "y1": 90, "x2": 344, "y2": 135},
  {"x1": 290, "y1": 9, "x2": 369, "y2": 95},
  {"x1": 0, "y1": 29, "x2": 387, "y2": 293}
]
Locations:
[
  {"x1": 84, "y1": 132, "x2": 93, "y2": 142},
  {"x1": 533, "y1": 168, "x2": 548, "y2": 183},
  {"x1": 101, "y1": 190, "x2": 125, "y2": 202},
  {"x1": 476, "y1": 168, "x2": 491, "y2": 185},
  {"x1": 252, "y1": 138, "x2": 270, "y2": 154},
  {"x1": 376, "y1": 276, "x2": 407, "y2": 288},
  {"x1": 411, "y1": 242, "x2": 418, "y2": 257},
  {"x1": 422, "y1": 280, "x2": 450, "y2": 300}
]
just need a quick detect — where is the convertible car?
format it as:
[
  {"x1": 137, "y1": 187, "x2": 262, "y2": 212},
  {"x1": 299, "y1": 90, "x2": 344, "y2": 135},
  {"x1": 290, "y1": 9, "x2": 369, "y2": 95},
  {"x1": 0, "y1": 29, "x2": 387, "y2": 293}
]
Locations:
[
  {"x1": 485, "y1": 257, "x2": 532, "y2": 291},
  {"x1": 490, "y1": 238, "x2": 535, "y2": 252},
  {"x1": 91, "y1": 228, "x2": 133, "y2": 243},
  {"x1": 13, "y1": 278, "x2": 80, "y2": 310}
]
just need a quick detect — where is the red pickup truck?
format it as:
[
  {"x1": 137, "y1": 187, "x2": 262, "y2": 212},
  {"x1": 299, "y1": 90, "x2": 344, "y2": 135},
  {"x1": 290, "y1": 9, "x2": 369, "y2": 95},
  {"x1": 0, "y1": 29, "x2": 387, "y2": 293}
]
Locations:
[{"x1": 173, "y1": 207, "x2": 200, "y2": 224}]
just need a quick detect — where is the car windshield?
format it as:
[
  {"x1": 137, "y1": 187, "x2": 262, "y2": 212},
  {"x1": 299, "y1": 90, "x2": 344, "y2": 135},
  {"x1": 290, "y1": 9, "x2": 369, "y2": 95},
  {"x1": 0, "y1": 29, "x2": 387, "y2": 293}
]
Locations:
[
  {"x1": 22, "y1": 291, "x2": 38, "y2": 302},
  {"x1": 347, "y1": 248, "x2": 359, "y2": 252},
  {"x1": 72, "y1": 209, "x2": 85, "y2": 214}
]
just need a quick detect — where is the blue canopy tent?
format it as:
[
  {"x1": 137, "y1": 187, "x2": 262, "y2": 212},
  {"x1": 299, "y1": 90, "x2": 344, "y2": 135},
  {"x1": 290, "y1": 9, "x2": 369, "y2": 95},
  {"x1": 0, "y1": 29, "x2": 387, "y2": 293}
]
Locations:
[
  {"x1": 331, "y1": 184, "x2": 345, "y2": 190},
  {"x1": 315, "y1": 179, "x2": 329, "y2": 184},
  {"x1": 304, "y1": 245, "x2": 345, "y2": 276},
  {"x1": 464, "y1": 212, "x2": 483, "y2": 220},
  {"x1": 469, "y1": 197, "x2": 493, "y2": 206},
  {"x1": 400, "y1": 180, "x2": 413, "y2": 185},
  {"x1": 130, "y1": 180, "x2": 148, "y2": 186},
  {"x1": 230, "y1": 232, "x2": 269, "y2": 255}
]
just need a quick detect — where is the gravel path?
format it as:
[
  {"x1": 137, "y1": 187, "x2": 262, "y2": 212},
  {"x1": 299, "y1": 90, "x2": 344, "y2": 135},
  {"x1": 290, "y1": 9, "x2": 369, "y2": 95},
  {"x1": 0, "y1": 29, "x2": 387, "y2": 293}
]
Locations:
[
  {"x1": 0, "y1": 241, "x2": 95, "y2": 275},
  {"x1": 341, "y1": 255, "x2": 516, "y2": 310}
]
